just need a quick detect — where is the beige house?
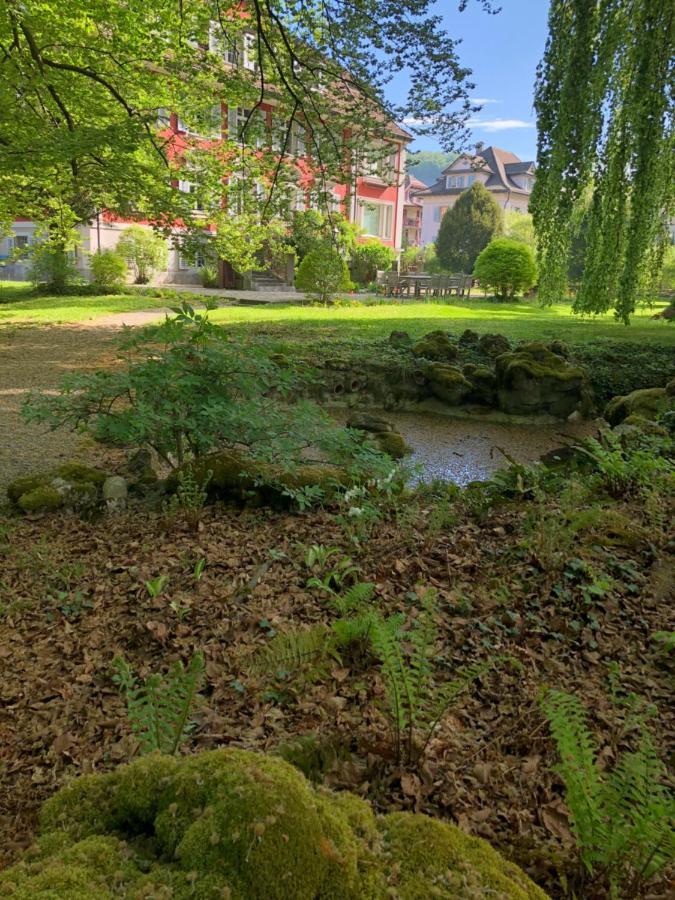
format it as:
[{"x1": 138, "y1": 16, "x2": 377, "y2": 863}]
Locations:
[{"x1": 418, "y1": 146, "x2": 534, "y2": 245}]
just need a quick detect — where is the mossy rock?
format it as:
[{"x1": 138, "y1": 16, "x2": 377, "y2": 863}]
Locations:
[
  {"x1": 373, "y1": 431, "x2": 411, "y2": 459},
  {"x1": 622, "y1": 415, "x2": 669, "y2": 437},
  {"x1": 389, "y1": 330, "x2": 412, "y2": 349},
  {"x1": 604, "y1": 386, "x2": 673, "y2": 427},
  {"x1": 0, "y1": 750, "x2": 549, "y2": 900},
  {"x1": 168, "y1": 451, "x2": 348, "y2": 506},
  {"x1": 495, "y1": 343, "x2": 588, "y2": 418},
  {"x1": 346, "y1": 413, "x2": 394, "y2": 433},
  {"x1": 459, "y1": 328, "x2": 480, "y2": 346},
  {"x1": 462, "y1": 363, "x2": 498, "y2": 406},
  {"x1": 7, "y1": 463, "x2": 106, "y2": 512},
  {"x1": 547, "y1": 339, "x2": 569, "y2": 359},
  {"x1": 412, "y1": 330, "x2": 458, "y2": 362},
  {"x1": 478, "y1": 333, "x2": 511, "y2": 358},
  {"x1": 426, "y1": 363, "x2": 472, "y2": 406}
]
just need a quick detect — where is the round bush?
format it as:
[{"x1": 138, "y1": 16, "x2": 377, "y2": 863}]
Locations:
[
  {"x1": 473, "y1": 238, "x2": 537, "y2": 300},
  {"x1": 89, "y1": 250, "x2": 127, "y2": 289},
  {"x1": 349, "y1": 239, "x2": 395, "y2": 285},
  {"x1": 0, "y1": 749, "x2": 549, "y2": 899},
  {"x1": 296, "y1": 244, "x2": 351, "y2": 303}
]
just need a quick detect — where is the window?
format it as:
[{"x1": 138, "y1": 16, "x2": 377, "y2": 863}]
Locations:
[
  {"x1": 360, "y1": 202, "x2": 393, "y2": 239},
  {"x1": 14, "y1": 235, "x2": 29, "y2": 252},
  {"x1": 178, "y1": 180, "x2": 203, "y2": 211},
  {"x1": 466, "y1": 174, "x2": 476, "y2": 186},
  {"x1": 242, "y1": 33, "x2": 257, "y2": 71},
  {"x1": 446, "y1": 175, "x2": 465, "y2": 189},
  {"x1": 290, "y1": 121, "x2": 306, "y2": 156},
  {"x1": 433, "y1": 207, "x2": 448, "y2": 223}
]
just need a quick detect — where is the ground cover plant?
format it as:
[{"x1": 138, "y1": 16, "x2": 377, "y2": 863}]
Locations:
[{"x1": 0, "y1": 422, "x2": 673, "y2": 898}]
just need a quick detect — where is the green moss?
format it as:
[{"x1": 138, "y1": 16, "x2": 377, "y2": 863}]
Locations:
[
  {"x1": 478, "y1": 332, "x2": 511, "y2": 357},
  {"x1": 604, "y1": 386, "x2": 672, "y2": 426},
  {"x1": 17, "y1": 486, "x2": 63, "y2": 512},
  {"x1": 52, "y1": 463, "x2": 106, "y2": 486},
  {"x1": 383, "y1": 813, "x2": 548, "y2": 899},
  {"x1": 6, "y1": 474, "x2": 44, "y2": 505},
  {"x1": 3, "y1": 750, "x2": 549, "y2": 900},
  {"x1": 622, "y1": 414, "x2": 669, "y2": 437},
  {"x1": 462, "y1": 364, "x2": 497, "y2": 405},
  {"x1": 495, "y1": 343, "x2": 588, "y2": 417},
  {"x1": 412, "y1": 330, "x2": 458, "y2": 362},
  {"x1": 427, "y1": 363, "x2": 472, "y2": 406},
  {"x1": 374, "y1": 431, "x2": 411, "y2": 459}
]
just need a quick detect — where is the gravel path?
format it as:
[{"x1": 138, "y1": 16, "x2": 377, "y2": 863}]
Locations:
[{"x1": 0, "y1": 325, "x2": 125, "y2": 498}]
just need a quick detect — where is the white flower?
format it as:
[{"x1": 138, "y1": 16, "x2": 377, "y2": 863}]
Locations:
[{"x1": 348, "y1": 506, "x2": 365, "y2": 517}]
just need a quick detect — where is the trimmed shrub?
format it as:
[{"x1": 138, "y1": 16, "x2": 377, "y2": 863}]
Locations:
[
  {"x1": 116, "y1": 225, "x2": 168, "y2": 284},
  {"x1": 296, "y1": 244, "x2": 352, "y2": 304},
  {"x1": 89, "y1": 250, "x2": 127, "y2": 289},
  {"x1": 349, "y1": 239, "x2": 396, "y2": 285},
  {"x1": 435, "y1": 181, "x2": 503, "y2": 273},
  {"x1": 473, "y1": 238, "x2": 538, "y2": 300},
  {"x1": 28, "y1": 244, "x2": 81, "y2": 294},
  {"x1": 198, "y1": 264, "x2": 219, "y2": 288}
]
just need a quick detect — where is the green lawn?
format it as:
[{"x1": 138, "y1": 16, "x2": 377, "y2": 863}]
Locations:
[
  {"x1": 0, "y1": 282, "x2": 168, "y2": 324},
  {"x1": 209, "y1": 296, "x2": 675, "y2": 346}
]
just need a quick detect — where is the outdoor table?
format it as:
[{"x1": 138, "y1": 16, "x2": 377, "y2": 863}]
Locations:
[{"x1": 402, "y1": 274, "x2": 432, "y2": 297}]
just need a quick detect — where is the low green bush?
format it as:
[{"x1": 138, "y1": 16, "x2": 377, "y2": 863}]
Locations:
[
  {"x1": 89, "y1": 250, "x2": 127, "y2": 289},
  {"x1": 349, "y1": 239, "x2": 396, "y2": 285},
  {"x1": 473, "y1": 238, "x2": 538, "y2": 300},
  {"x1": 296, "y1": 244, "x2": 352, "y2": 304}
]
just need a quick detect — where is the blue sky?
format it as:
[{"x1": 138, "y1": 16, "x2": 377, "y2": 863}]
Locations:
[{"x1": 389, "y1": 0, "x2": 550, "y2": 161}]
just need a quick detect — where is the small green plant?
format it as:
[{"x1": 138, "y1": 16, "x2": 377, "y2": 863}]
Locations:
[
  {"x1": 542, "y1": 689, "x2": 675, "y2": 897},
  {"x1": 193, "y1": 557, "x2": 206, "y2": 581},
  {"x1": 303, "y1": 543, "x2": 359, "y2": 593},
  {"x1": 169, "y1": 598, "x2": 191, "y2": 621},
  {"x1": 116, "y1": 225, "x2": 168, "y2": 284},
  {"x1": 371, "y1": 590, "x2": 495, "y2": 765},
  {"x1": 170, "y1": 466, "x2": 212, "y2": 530},
  {"x1": 578, "y1": 432, "x2": 673, "y2": 499},
  {"x1": 295, "y1": 243, "x2": 352, "y2": 304},
  {"x1": 651, "y1": 631, "x2": 675, "y2": 655},
  {"x1": 112, "y1": 652, "x2": 205, "y2": 755},
  {"x1": 145, "y1": 574, "x2": 169, "y2": 597},
  {"x1": 198, "y1": 264, "x2": 219, "y2": 288}
]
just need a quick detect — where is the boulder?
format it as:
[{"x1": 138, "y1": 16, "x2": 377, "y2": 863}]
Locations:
[
  {"x1": 462, "y1": 363, "x2": 498, "y2": 406},
  {"x1": 346, "y1": 413, "x2": 394, "y2": 433},
  {"x1": 604, "y1": 386, "x2": 674, "y2": 427},
  {"x1": 458, "y1": 328, "x2": 480, "y2": 346},
  {"x1": 411, "y1": 330, "x2": 458, "y2": 362},
  {"x1": 478, "y1": 332, "x2": 511, "y2": 358},
  {"x1": 388, "y1": 330, "x2": 412, "y2": 349},
  {"x1": 0, "y1": 750, "x2": 548, "y2": 900},
  {"x1": 426, "y1": 363, "x2": 472, "y2": 406},
  {"x1": 7, "y1": 463, "x2": 106, "y2": 513},
  {"x1": 547, "y1": 339, "x2": 570, "y2": 359},
  {"x1": 103, "y1": 476, "x2": 128, "y2": 512},
  {"x1": 495, "y1": 342, "x2": 588, "y2": 418},
  {"x1": 373, "y1": 431, "x2": 412, "y2": 459}
]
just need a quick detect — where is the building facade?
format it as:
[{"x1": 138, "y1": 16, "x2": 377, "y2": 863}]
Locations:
[{"x1": 418, "y1": 146, "x2": 534, "y2": 247}]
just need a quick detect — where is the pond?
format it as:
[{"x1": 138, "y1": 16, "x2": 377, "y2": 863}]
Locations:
[{"x1": 337, "y1": 406, "x2": 599, "y2": 486}]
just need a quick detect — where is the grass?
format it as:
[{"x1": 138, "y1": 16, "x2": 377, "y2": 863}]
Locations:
[
  {"x1": 1, "y1": 278, "x2": 673, "y2": 346},
  {"x1": 0, "y1": 282, "x2": 168, "y2": 324},
  {"x1": 209, "y1": 296, "x2": 675, "y2": 346}
]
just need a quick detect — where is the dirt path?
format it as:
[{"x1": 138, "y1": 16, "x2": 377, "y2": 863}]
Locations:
[{"x1": 0, "y1": 325, "x2": 127, "y2": 498}]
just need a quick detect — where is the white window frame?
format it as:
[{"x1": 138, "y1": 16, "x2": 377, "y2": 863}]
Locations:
[
  {"x1": 242, "y1": 33, "x2": 257, "y2": 71},
  {"x1": 446, "y1": 175, "x2": 466, "y2": 189},
  {"x1": 433, "y1": 206, "x2": 448, "y2": 223},
  {"x1": 359, "y1": 201, "x2": 393, "y2": 240}
]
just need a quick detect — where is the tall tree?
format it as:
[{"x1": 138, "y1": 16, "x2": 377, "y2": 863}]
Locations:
[
  {"x1": 435, "y1": 181, "x2": 503, "y2": 273},
  {"x1": 531, "y1": 0, "x2": 674, "y2": 323},
  {"x1": 0, "y1": 1, "x2": 500, "y2": 268}
]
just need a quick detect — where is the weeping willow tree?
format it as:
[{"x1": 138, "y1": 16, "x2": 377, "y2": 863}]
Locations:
[{"x1": 531, "y1": 0, "x2": 674, "y2": 323}]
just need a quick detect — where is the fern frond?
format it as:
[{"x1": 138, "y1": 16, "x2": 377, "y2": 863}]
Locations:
[
  {"x1": 332, "y1": 581, "x2": 375, "y2": 616},
  {"x1": 253, "y1": 624, "x2": 336, "y2": 676},
  {"x1": 114, "y1": 652, "x2": 205, "y2": 755}
]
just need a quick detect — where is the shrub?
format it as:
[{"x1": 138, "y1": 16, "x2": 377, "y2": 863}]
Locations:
[
  {"x1": 296, "y1": 244, "x2": 351, "y2": 304},
  {"x1": 435, "y1": 181, "x2": 503, "y2": 272},
  {"x1": 288, "y1": 209, "x2": 358, "y2": 263},
  {"x1": 198, "y1": 264, "x2": 218, "y2": 288},
  {"x1": 89, "y1": 249, "x2": 127, "y2": 289},
  {"x1": 349, "y1": 239, "x2": 395, "y2": 285},
  {"x1": 28, "y1": 243, "x2": 81, "y2": 294},
  {"x1": 23, "y1": 303, "x2": 388, "y2": 495},
  {"x1": 473, "y1": 237, "x2": 537, "y2": 299},
  {"x1": 116, "y1": 225, "x2": 168, "y2": 284}
]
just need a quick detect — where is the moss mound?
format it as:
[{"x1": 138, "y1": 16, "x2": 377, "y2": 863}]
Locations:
[
  {"x1": 0, "y1": 750, "x2": 548, "y2": 900},
  {"x1": 462, "y1": 363, "x2": 498, "y2": 406},
  {"x1": 478, "y1": 332, "x2": 511, "y2": 358},
  {"x1": 495, "y1": 343, "x2": 588, "y2": 418},
  {"x1": 7, "y1": 463, "x2": 107, "y2": 512},
  {"x1": 168, "y1": 450, "x2": 348, "y2": 506},
  {"x1": 373, "y1": 431, "x2": 411, "y2": 459},
  {"x1": 412, "y1": 330, "x2": 458, "y2": 362},
  {"x1": 427, "y1": 363, "x2": 472, "y2": 406},
  {"x1": 604, "y1": 386, "x2": 673, "y2": 427}
]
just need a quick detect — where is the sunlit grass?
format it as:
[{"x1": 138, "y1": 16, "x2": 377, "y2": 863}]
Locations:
[
  {"x1": 0, "y1": 282, "x2": 168, "y2": 324},
  {"x1": 209, "y1": 297, "x2": 674, "y2": 346}
]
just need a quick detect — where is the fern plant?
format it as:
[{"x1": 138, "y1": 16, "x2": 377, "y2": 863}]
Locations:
[
  {"x1": 254, "y1": 624, "x2": 337, "y2": 681},
  {"x1": 542, "y1": 689, "x2": 675, "y2": 897},
  {"x1": 371, "y1": 590, "x2": 494, "y2": 765},
  {"x1": 112, "y1": 652, "x2": 205, "y2": 755}
]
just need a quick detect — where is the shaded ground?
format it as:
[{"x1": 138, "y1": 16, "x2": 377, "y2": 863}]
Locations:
[{"x1": 0, "y1": 491, "x2": 672, "y2": 897}]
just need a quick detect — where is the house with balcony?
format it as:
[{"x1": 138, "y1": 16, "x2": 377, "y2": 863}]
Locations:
[
  {"x1": 401, "y1": 175, "x2": 427, "y2": 248},
  {"x1": 417, "y1": 146, "x2": 535, "y2": 246}
]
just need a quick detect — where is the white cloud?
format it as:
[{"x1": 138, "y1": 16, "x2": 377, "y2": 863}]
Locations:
[
  {"x1": 470, "y1": 97, "x2": 499, "y2": 105},
  {"x1": 468, "y1": 118, "x2": 534, "y2": 132}
]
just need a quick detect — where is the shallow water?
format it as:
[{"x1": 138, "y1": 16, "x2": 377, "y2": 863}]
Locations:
[{"x1": 339, "y1": 407, "x2": 598, "y2": 486}]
